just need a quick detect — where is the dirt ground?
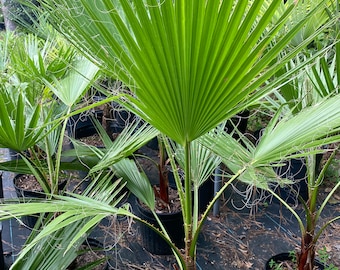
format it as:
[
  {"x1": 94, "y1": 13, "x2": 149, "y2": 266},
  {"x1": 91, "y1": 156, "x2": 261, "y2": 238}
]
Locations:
[
  {"x1": 85, "y1": 141, "x2": 340, "y2": 269},
  {"x1": 92, "y1": 191, "x2": 340, "y2": 270}
]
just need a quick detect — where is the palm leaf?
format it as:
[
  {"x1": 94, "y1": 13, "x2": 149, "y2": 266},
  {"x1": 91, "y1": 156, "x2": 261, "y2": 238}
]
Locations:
[
  {"x1": 201, "y1": 94, "x2": 340, "y2": 190},
  {"x1": 174, "y1": 140, "x2": 221, "y2": 188},
  {"x1": 64, "y1": 119, "x2": 158, "y2": 172},
  {"x1": 89, "y1": 121, "x2": 159, "y2": 173},
  {"x1": 309, "y1": 42, "x2": 339, "y2": 97},
  {"x1": 1, "y1": 172, "x2": 130, "y2": 269},
  {"x1": 39, "y1": 0, "x2": 334, "y2": 145},
  {"x1": 254, "y1": 94, "x2": 340, "y2": 165},
  {"x1": 12, "y1": 217, "x2": 88, "y2": 270},
  {"x1": 66, "y1": 120, "x2": 158, "y2": 209},
  {"x1": 113, "y1": 158, "x2": 155, "y2": 209},
  {"x1": 0, "y1": 87, "x2": 47, "y2": 151},
  {"x1": 200, "y1": 130, "x2": 278, "y2": 190},
  {"x1": 45, "y1": 57, "x2": 99, "y2": 107},
  {"x1": 280, "y1": 0, "x2": 332, "y2": 47}
]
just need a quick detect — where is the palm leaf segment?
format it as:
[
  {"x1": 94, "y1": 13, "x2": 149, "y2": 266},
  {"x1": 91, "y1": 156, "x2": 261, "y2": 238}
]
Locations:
[{"x1": 40, "y1": 0, "x2": 324, "y2": 145}]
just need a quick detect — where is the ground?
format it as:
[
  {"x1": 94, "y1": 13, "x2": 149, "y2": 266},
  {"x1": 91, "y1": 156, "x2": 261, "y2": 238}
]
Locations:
[{"x1": 91, "y1": 193, "x2": 340, "y2": 269}]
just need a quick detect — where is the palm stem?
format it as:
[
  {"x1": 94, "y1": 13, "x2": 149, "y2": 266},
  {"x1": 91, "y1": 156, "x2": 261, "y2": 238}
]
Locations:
[
  {"x1": 53, "y1": 107, "x2": 71, "y2": 194},
  {"x1": 315, "y1": 147, "x2": 339, "y2": 222},
  {"x1": 183, "y1": 140, "x2": 194, "y2": 266},
  {"x1": 268, "y1": 189, "x2": 306, "y2": 235},
  {"x1": 158, "y1": 135, "x2": 169, "y2": 203},
  {"x1": 191, "y1": 165, "x2": 246, "y2": 256},
  {"x1": 307, "y1": 154, "x2": 318, "y2": 227}
]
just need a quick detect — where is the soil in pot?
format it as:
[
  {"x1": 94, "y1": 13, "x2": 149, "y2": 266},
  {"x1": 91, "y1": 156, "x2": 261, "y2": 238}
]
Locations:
[
  {"x1": 265, "y1": 252, "x2": 327, "y2": 270},
  {"x1": 134, "y1": 187, "x2": 184, "y2": 255},
  {"x1": 13, "y1": 174, "x2": 68, "y2": 228},
  {"x1": 14, "y1": 173, "x2": 68, "y2": 196},
  {"x1": 78, "y1": 133, "x2": 104, "y2": 148}
]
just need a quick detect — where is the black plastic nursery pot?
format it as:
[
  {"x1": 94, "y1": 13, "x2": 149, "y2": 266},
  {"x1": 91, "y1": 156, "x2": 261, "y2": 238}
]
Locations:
[
  {"x1": 274, "y1": 158, "x2": 308, "y2": 204},
  {"x1": 198, "y1": 177, "x2": 215, "y2": 213},
  {"x1": 273, "y1": 153, "x2": 323, "y2": 204},
  {"x1": 168, "y1": 172, "x2": 214, "y2": 214},
  {"x1": 146, "y1": 136, "x2": 159, "y2": 151},
  {"x1": 67, "y1": 110, "x2": 103, "y2": 139},
  {"x1": 134, "y1": 197, "x2": 185, "y2": 255},
  {"x1": 110, "y1": 101, "x2": 136, "y2": 134},
  {"x1": 0, "y1": 222, "x2": 4, "y2": 270},
  {"x1": 13, "y1": 174, "x2": 67, "y2": 229},
  {"x1": 265, "y1": 252, "x2": 327, "y2": 270}
]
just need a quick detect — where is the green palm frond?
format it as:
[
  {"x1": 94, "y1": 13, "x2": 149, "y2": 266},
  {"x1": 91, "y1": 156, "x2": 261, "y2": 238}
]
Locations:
[
  {"x1": 200, "y1": 130, "x2": 278, "y2": 190},
  {"x1": 45, "y1": 57, "x2": 99, "y2": 107},
  {"x1": 12, "y1": 216, "x2": 90, "y2": 270},
  {"x1": 113, "y1": 157, "x2": 155, "y2": 209},
  {"x1": 0, "y1": 31, "x2": 15, "y2": 74},
  {"x1": 201, "y1": 93, "x2": 340, "y2": 190},
  {"x1": 0, "y1": 172, "x2": 131, "y2": 270},
  {"x1": 284, "y1": 0, "x2": 332, "y2": 47},
  {"x1": 254, "y1": 94, "x2": 340, "y2": 165},
  {"x1": 39, "y1": 0, "x2": 334, "y2": 145},
  {"x1": 65, "y1": 119, "x2": 158, "y2": 208},
  {"x1": 309, "y1": 42, "x2": 339, "y2": 97},
  {"x1": 0, "y1": 88, "x2": 46, "y2": 151},
  {"x1": 174, "y1": 140, "x2": 221, "y2": 188},
  {"x1": 64, "y1": 119, "x2": 158, "y2": 171},
  {"x1": 272, "y1": 40, "x2": 339, "y2": 115},
  {"x1": 89, "y1": 121, "x2": 159, "y2": 173},
  {"x1": 8, "y1": 34, "x2": 77, "y2": 104}
]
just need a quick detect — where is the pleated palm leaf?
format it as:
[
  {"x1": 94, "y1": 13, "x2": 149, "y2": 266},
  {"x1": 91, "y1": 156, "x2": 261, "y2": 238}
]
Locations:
[
  {"x1": 64, "y1": 119, "x2": 159, "y2": 175},
  {"x1": 34, "y1": 0, "x2": 338, "y2": 269},
  {"x1": 222, "y1": 15, "x2": 340, "y2": 266},
  {"x1": 0, "y1": 32, "x2": 106, "y2": 194},
  {"x1": 0, "y1": 34, "x2": 59, "y2": 153},
  {"x1": 39, "y1": 0, "x2": 334, "y2": 145},
  {"x1": 260, "y1": 41, "x2": 340, "y2": 269},
  {"x1": 272, "y1": 0, "x2": 334, "y2": 47},
  {"x1": 2, "y1": 171, "x2": 129, "y2": 270},
  {"x1": 201, "y1": 91, "x2": 340, "y2": 270}
]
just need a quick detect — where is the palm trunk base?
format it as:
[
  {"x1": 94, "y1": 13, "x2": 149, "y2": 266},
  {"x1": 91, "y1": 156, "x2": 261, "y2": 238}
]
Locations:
[{"x1": 297, "y1": 246, "x2": 315, "y2": 270}]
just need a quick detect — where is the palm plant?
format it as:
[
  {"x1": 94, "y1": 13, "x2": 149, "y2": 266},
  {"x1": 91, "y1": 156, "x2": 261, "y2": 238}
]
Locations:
[
  {"x1": 7, "y1": 171, "x2": 128, "y2": 269},
  {"x1": 40, "y1": 0, "x2": 340, "y2": 268},
  {"x1": 200, "y1": 92, "x2": 340, "y2": 270},
  {"x1": 262, "y1": 27, "x2": 340, "y2": 269},
  {"x1": 0, "y1": 32, "x2": 111, "y2": 195},
  {"x1": 1, "y1": 1, "x2": 340, "y2": 270},
  {"x1": 0, "y1": 30, "x2": 138, "y2": 269}
]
